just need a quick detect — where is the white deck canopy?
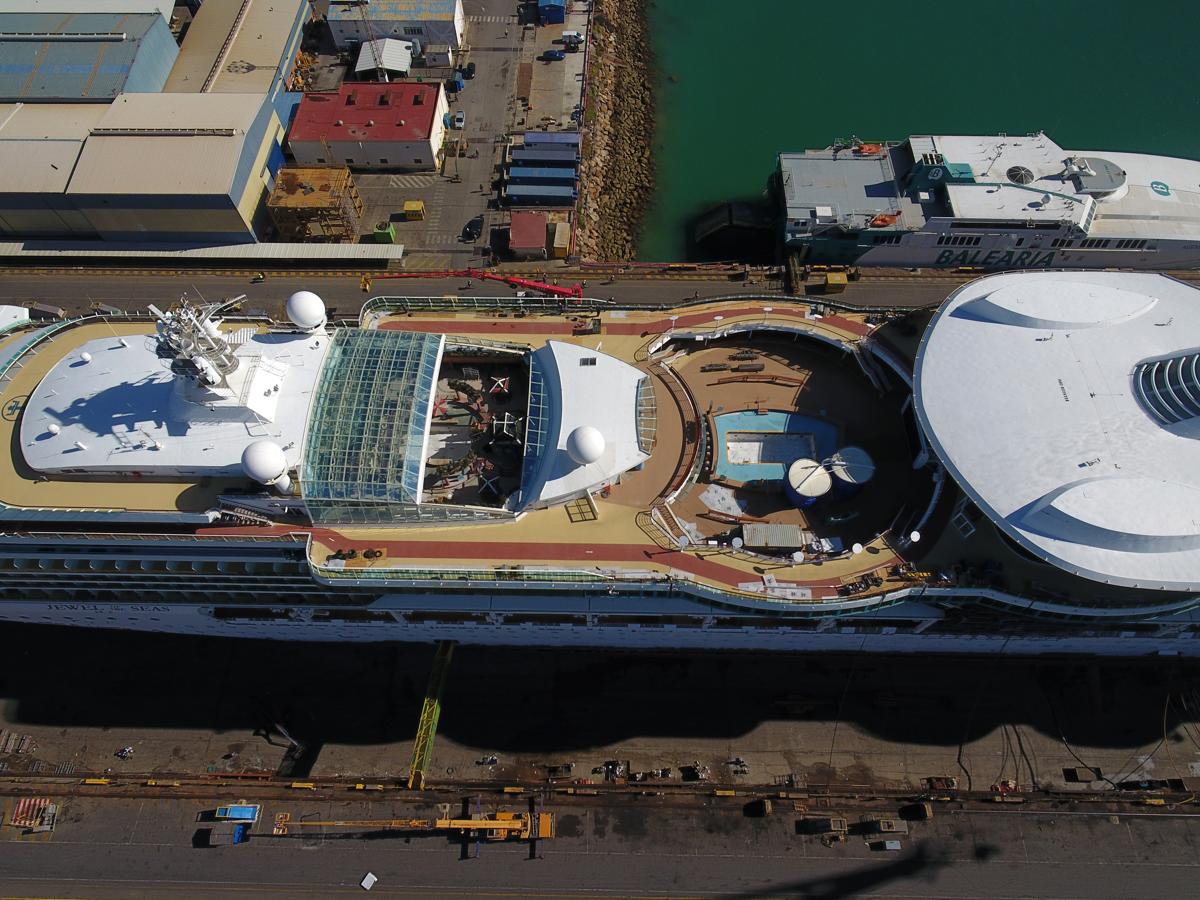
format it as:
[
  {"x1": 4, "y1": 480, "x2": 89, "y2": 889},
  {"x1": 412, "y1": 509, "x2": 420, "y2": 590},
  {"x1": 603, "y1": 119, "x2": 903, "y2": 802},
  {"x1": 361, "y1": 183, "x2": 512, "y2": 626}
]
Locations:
[
  {"x1": 519, "y1": 340, "x2": 653, "y2": 508},
  {"x1": 915, "y1": 271, "x2": 1200, "y2": 592}
]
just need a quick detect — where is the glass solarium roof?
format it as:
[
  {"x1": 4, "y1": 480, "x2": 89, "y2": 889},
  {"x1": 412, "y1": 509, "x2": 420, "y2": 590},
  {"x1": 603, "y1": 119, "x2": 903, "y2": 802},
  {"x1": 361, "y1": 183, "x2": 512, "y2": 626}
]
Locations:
[{"x1": 302, "y1": 329, "x2": 444, "y2": 522}]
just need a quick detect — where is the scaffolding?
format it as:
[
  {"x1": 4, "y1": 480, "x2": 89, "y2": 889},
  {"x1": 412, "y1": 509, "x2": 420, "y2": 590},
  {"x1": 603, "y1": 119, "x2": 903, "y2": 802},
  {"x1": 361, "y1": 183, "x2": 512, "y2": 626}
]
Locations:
[{"x1": 267, "y1": 166, "x2": 364, "y2": 242}]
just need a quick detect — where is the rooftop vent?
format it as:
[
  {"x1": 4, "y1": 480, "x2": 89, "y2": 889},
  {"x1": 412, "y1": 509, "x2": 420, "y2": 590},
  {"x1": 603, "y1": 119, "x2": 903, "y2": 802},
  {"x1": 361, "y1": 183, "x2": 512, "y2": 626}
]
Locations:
[{"x1": 1007, "y1": 165, "x2": 1036, "y2": 185}]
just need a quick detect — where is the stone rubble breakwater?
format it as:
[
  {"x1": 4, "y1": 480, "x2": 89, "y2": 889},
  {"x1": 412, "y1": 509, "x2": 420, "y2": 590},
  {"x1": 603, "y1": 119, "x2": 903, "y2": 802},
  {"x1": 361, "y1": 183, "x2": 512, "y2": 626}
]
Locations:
[{"x1": 576, "y1": 0, "x2": 655, "y2": 261}]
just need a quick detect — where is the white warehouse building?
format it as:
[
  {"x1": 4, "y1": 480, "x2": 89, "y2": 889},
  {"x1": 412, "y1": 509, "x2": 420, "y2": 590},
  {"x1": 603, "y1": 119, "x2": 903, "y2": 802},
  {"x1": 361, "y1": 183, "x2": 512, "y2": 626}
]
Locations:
[{"x1": 326, "y1": 0, "x2": 465, "y2": 51}]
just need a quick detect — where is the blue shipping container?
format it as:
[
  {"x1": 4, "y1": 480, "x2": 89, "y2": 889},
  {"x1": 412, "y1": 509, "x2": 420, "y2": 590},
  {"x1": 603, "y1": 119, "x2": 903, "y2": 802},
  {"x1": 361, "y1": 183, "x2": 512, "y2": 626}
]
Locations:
[
  {"x1": 510, "y1": 148, "x2": 580, "y2": 166},
  {"x1": 505, "y1": 184, "x2": 577, "y2": 206},
  {"x1": 522, "y1": 130, "x2": 581, "y2": 146},
  {"x1": 507, "y1": 166, "x2": 578, "y2": 185},
  {"x1": 537, "y1": 0, "x2": 566, "y2": 26}
]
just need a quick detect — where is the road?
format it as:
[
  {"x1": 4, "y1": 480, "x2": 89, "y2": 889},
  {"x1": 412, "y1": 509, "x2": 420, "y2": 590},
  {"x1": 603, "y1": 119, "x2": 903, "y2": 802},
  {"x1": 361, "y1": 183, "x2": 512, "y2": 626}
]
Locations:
[
  {"x1": 0, "y1": 271, "x2": 954, "y2": 317},
  {"x1": 0, "y1": 795, "x2": 1197, "y2": 899}
]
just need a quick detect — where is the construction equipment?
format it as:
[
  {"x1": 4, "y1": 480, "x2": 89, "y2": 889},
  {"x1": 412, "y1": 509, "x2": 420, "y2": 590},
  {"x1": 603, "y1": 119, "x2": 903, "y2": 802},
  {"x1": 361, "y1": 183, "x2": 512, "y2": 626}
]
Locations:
[
  {"x1": 403, "y1": 200, "x2": 426, "y2": 221},
  {"x1": 821, "y1": 271, "x2": 848, "y2": 294},
  {"x1": 273, "y1": 810, "x2": 554, "y2": 841},
  {"x1": 374, "y1": 269, "x2": 583, "y2": 300},
  {"x1": 353, "y1": 0, "x2": 387, "y2": 83},
  {"x1": 407, "y1": 640, "x2": 455, "y2": 790}
]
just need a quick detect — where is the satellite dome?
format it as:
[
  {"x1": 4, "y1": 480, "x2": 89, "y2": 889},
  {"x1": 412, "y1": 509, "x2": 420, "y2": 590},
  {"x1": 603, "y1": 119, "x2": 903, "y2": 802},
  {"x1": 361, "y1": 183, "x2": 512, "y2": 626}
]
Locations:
[
  {"x1": 241, "y1": 440, "x2": 288, "y2": 484},
  {"x1": 565, "y1": 425, "x2": 605, "y2": 465},
  {"x1": 286, "y1": 290, "x2": 327, "y2": 331}
]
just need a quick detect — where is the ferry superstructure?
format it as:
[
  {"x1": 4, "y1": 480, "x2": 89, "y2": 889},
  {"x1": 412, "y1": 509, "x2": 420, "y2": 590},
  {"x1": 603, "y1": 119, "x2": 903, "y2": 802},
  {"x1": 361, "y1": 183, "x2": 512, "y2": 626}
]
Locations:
[
  {"x1": 779, "y1": 132, "x2": 1200, "y2": 269},
  {"x1": 3, "y1": 276, "x2": 1200, "y2": 657}
]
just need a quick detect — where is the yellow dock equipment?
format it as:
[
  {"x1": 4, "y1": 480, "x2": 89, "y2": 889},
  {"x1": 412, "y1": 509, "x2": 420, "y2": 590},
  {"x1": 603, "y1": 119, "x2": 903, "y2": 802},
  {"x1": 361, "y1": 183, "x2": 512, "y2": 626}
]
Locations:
[
  {"x1": 552, "y1": 221, "x2": 571, "y2": 259},
  {"x1": 273, "y1": 810, "x2": 554, "y2": 840},
  {"x1": 822, "y1": 271, "x2": 848, "y2": 293},
  {"x1": 403, "y1": 200, "x2": 427, "y2": 221},
  {"x1": 407, "y1": 640, "x2": 455, "y2": 790}
]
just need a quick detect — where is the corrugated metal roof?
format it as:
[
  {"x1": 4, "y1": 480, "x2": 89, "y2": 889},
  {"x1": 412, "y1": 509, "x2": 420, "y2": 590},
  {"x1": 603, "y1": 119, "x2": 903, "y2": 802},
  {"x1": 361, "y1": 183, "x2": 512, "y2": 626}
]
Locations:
[
  {"x1": 742, "y1": 523, "x2": 807, "y2": 549},
  {"x1": 0, "y1": 141, "x2": 82, "y2": 193},
  {"x1": 164, "y1": 0, "x2": 309, "y2": 94},
  {"x1": 0, "y1": 102, "x2": 108, "y2": 140},
  {"x1": 509, "y1": 210, "x2": 546, "y2": 249},
  {"x1": 355, "y1": 38, "x2": 414, "y2": 74},
  {"x1": 0, "y1": 240, "x2": 406, "y2": 260},
  {"x1": 67, "y1": 92, "x2": 268, "y2": 196},
  {"x1": 0, "y1": 1, "x2": 173, "y2": 20},
  {"x1": 290, "y1": 83, "x2": 441, "y2": 144},
  {"x1": 0, "y1": 103, "x2": 109, "y2": 193},
  {"x1": 0, "y1": 12, "x2": 169, "y2": 101},
  {"x1": 327, "y1": 0, "x2": 459, "y2": 22}
]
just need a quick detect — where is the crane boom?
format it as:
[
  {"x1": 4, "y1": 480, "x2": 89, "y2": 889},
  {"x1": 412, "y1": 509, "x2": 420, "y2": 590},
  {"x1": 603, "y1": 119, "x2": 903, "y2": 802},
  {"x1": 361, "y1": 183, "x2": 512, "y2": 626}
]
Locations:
[{"x1": 273, "y1": 810, "x2": 554, "y2": 840}]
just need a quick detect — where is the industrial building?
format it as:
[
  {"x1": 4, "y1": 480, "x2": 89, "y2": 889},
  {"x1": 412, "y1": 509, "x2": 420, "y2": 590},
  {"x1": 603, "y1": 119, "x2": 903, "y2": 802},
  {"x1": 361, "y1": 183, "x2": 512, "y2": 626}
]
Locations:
[
  {"x1": 287, "y1": 82, "x2": 448, "y2": 171},
  {"x1": 66, "y1": 92, "x2": 286, "y2": 243},
  {"x1": 267, "y1": 166, "x2": 364, "y2": 242},
  {"x1": 507, "y1": 210, "x2": 548, "y2": 259},
  {"x1": 354, "y1": 38, "x2": 415, "y2": 79},
  {"x1": 164, "y1": 0, "x2": 312, "y2": 109},
  {"x1": 0, "y1": 103, "x2": 108, "y2": 237},
  {"x1": 326, "y1": 0, "x2": 465, "y2": 51},
  {"x1": 0, "y1": 6, "x2": 179, "y2": 102}
]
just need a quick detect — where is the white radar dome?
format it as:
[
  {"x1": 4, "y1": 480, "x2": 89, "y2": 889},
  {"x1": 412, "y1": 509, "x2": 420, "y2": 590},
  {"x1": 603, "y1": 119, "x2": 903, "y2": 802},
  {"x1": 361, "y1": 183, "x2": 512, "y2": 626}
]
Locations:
[
  {"x1": 286, "y1": 290, "x2": 327, "y2": 331},
  {"x1": 565, "y1": 425, "x2": 605, "y2": 465},
  {"x1": 241, "y1": 440, "x2": 288, "y2": 484}
]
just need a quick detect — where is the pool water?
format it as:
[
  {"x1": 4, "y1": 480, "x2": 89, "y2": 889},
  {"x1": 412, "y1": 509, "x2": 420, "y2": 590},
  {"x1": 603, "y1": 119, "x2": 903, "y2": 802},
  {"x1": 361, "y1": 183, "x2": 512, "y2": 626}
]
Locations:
[{"x1": 712, "y1": 410, "x2": 838, "y2": 483}]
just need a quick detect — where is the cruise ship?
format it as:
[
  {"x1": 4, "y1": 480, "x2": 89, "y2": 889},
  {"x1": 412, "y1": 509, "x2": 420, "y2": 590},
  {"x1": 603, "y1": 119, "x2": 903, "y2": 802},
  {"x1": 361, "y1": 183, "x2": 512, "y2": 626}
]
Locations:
[
  {"x1": 779, "y1": 132, "x2": 1200, "y2": 269},
  {"x1": 3, "y1": 274, "x2": 1200, "y2": 657}
]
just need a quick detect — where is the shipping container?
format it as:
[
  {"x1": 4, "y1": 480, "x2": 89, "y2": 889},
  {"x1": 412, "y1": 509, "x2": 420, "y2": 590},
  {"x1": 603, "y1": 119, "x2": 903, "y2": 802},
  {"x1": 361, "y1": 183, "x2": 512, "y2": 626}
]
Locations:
[
  {"x1": 510, "y1": 147, "x2": 580, "y2": 166},
  {"x1": 507, "y1": 166, "x2": 578, "y2": 186},
  {"x1": 503, "y1": 184, "x2": 577, "y2": 207}
]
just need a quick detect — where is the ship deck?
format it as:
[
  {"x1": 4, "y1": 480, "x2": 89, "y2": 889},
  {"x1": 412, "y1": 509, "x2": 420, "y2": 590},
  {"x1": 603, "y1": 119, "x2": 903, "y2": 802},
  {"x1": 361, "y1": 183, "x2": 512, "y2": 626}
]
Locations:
[
  {"x1": 295, "y1": 300, "x2": 920, "y2": 603},
  {"x1": 0, "y1": 300, "x2": 936, "y2": 604}
]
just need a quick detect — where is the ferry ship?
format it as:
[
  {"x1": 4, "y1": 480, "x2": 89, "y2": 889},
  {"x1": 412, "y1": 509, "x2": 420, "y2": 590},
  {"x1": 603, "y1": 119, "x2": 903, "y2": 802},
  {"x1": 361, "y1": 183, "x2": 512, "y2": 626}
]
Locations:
[
  {"x1": 779, "y1": 132, "x2": 1200, "y2": 269},
  {"x1": 2, "y1": 274, "x2": 1200, "y2": 657}
]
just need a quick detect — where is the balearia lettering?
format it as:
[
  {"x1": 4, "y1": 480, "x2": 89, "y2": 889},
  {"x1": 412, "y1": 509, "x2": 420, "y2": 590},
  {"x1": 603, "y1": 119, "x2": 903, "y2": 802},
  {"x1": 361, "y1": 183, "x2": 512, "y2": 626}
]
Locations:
[{"x1": 934, "y1": 249, "x2": 1057, "y2": 268}]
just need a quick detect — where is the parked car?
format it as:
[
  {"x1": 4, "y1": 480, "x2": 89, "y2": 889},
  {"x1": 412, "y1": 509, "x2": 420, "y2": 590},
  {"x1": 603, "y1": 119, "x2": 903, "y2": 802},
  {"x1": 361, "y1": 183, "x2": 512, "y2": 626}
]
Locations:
[
  {"x1": 452, "y1": 110, "x2": 466, "y2": 129},
  {"x1": 464, "y1": 61, "x2": 476, "y2": 79},
  {"x1": 461, "y1": 215, "x2": 484, "y2": 243},
  {"x1": 541, "y1": 50, "x2": 566, "y2": 62}
]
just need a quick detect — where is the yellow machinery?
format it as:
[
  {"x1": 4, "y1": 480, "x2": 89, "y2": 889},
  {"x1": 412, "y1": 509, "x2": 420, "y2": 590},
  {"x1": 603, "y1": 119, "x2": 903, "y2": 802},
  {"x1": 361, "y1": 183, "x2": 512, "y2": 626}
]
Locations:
[
  {"x1": 403, "y1": 200, "x2": 427, "y2": 221},
  {"x1": 407, "y1": 640, "x2": 455, "y2": 790},
  {"x1": 822, "y1": 271, "x2": 848, "y2": 293},
  {"x1": 273, "y1": 810, "x2": 554, "y2": 841}
]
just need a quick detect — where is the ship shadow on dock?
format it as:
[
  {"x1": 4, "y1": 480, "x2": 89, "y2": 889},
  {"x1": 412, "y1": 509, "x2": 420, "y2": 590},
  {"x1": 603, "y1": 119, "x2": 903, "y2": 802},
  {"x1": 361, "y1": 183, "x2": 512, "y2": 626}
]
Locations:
[{"x1": 2, "y1": 624, "x2": 1199, "y2": 779}]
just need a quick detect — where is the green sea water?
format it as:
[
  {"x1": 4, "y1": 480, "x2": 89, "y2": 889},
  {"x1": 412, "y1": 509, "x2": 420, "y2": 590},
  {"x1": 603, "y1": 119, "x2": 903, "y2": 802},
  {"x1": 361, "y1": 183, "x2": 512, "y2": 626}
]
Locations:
[{"x1": 638, "y1": 0, "x2": 1200, "y2": 261}]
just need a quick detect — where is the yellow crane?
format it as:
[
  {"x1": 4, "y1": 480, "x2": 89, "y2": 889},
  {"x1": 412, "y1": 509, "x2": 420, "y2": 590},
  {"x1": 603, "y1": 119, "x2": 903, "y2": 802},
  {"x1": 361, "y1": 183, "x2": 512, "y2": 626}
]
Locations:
[{"x1": 273, "y1": 809, "x2": 554, "y2": 841}]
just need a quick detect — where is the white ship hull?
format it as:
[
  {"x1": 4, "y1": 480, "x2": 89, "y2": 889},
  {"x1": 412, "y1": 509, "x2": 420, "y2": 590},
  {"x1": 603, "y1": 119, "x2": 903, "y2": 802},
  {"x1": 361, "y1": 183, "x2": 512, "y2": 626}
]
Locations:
[{"x1": 851, "y1": 236, "x2": 1200, "y2": 270}]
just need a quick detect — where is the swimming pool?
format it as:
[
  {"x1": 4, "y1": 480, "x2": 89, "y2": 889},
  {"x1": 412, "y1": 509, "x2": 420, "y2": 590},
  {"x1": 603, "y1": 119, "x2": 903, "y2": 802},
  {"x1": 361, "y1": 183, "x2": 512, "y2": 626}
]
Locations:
[{"x1": 712, "y1": 410, "x2": 839, "y2": 483}]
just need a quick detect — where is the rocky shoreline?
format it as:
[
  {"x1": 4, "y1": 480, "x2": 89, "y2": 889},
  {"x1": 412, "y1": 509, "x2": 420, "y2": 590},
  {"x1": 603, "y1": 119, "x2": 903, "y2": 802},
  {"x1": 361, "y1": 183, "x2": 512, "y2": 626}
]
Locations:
[{"x1": 576, "y1": 0, "x2": 655, "y2": 262}]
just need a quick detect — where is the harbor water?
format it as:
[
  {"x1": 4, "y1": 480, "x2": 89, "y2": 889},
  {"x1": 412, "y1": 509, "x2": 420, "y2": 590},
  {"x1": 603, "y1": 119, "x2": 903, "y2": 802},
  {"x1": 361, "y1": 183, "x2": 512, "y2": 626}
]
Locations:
[{"x1": 638, "y1": 0, "x2": 1199, "y2": 261}]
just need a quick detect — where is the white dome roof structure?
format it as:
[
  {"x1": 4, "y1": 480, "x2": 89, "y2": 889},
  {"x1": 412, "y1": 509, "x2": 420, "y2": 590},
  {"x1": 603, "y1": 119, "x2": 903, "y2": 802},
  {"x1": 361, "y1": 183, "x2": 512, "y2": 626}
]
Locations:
[
  {"x1": 286, "y1": 290, "x2": 327, "y2": 331},
  {"x1": 915, "y1": 271, "x2": 1200, "y2": 593},
  {"x1": 241, "y1": 440, "x2": 288, "y2": 484},
  {"x1": 565, "y1": 425, "x2": 605, "y2": 465}
]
